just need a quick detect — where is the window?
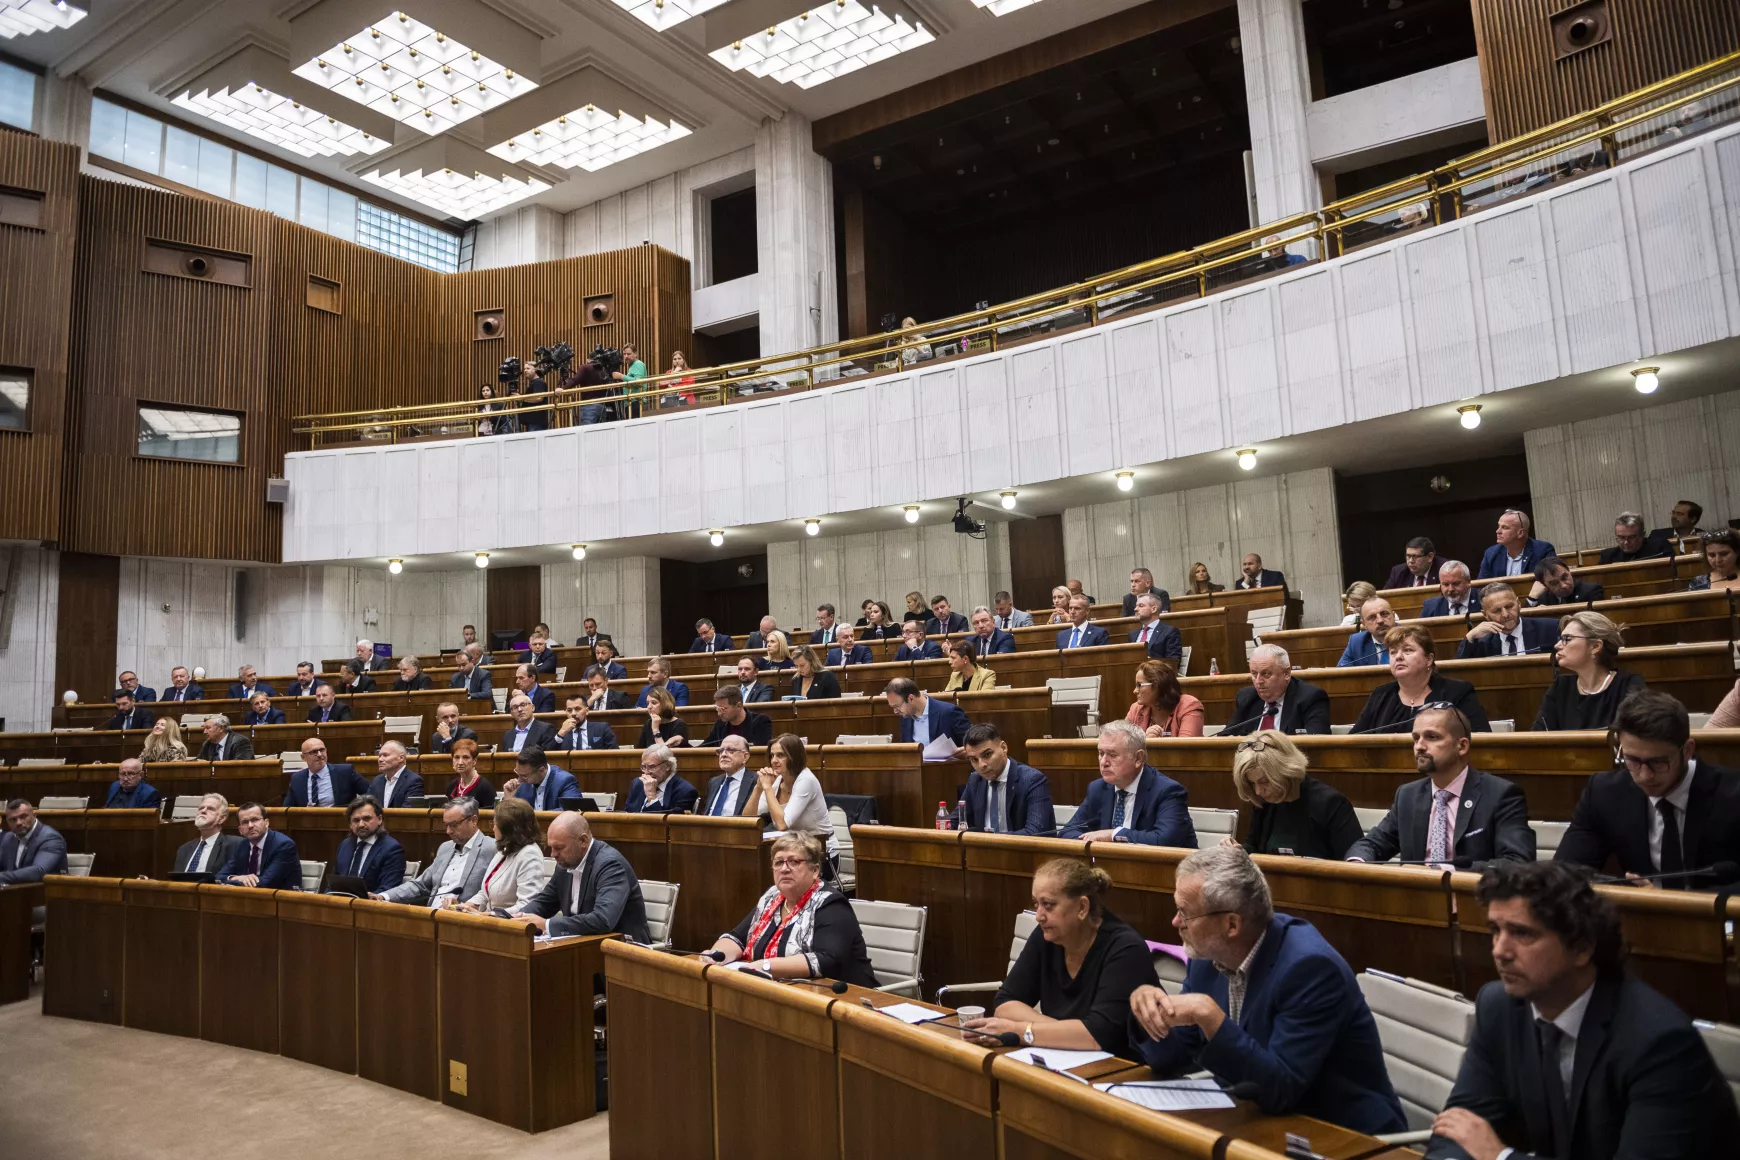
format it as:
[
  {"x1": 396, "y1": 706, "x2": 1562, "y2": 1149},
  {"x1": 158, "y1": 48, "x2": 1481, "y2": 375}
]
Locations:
[
  {"x1": 0, "y1": 367, "x2": 29, "y2": 431},
  {"x1": 357, "y1": 201, "x2": 461, "y2": 272},
  {"x1": 0, "y1": 56, "x2": 34, "y2": 132},
  {"x1": 136, "y1": 404, "x2": 241, "y2": 463}
]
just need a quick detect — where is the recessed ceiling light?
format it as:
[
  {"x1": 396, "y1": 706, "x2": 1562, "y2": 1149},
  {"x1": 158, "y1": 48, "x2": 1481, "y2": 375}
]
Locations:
[
  {"x1": 1631, "y1": 366, "x2": 1660, "y2": 394},
  {"x1": 708, "y1": 0, "x2": 934, "y2": 89},
  {"x1": 612, "y1": 0, "x2": 731, "y2": 31},
  {"x1": 0, "y1": 0, "x2": 86, "y2": 39},
  {"x1": 970, "y1": 0, "x2": 1045, "y2": 14},
  {"x1": 1236, "y1": 448, "x2": 1257, "y2": 470},
  {"x1": 360, "y1": 137, "x2": 550, "y2": 218},
  {"x1": 488, "y1": 104, "x2": 689, "y2": 173},
  {"x1": 171, "y1": 46, "x2": 393, "y2": 159}
]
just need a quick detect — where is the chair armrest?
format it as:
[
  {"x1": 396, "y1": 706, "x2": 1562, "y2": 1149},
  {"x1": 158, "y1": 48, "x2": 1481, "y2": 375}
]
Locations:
[{"x1": 934, "y1": 981, "x2": 1001, "y2": 1004}]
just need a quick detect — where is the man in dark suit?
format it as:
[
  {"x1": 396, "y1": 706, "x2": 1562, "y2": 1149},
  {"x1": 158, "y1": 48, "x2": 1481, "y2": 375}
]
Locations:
[
  {"x1": 1476, "y1": 509, "x2": 1556, "y2": 580},
  {"x1": 173, "y1": 793, "x2": 242, "y2": 875},
  {"x1": 1235, "y1": 553, "x2": 1287, "y2": 591},
  {"x1": 575, "y1": 619, "x2": 611, "y2": 650},
  {"x1": 105, "y1": 693, "x2": 156, "y2": 732},
  {"x1": 745, "y1": 615, "x2": 778, "y2": 651},
  {"x1": 1056, "y1": 594, "x2": 1109, "y2": 649},
  {"x1": 512, "y1": 813, "x2": 651, "y2": 942},
  {"x1": 1128, "y1": 592, "x2": 1183, "y2": 663},
  {"x1": 1420, "y1": 560, "x2": 1475, "y2": 618},
  {"x1": 966, "y1": 607, "x2": 1017, "y2": 659},
  {"x1": 0, "y1": 800, "x2": 68, "y2": 885},
  {"x1": 584, "y1": 670, "x2": 632, "y2": 713},
  {"x1": 1347, "y1": 706, "x2": 1534, "y2": 865},
  {"x1": 518, "y1": 633, "x2": 559, "y2": 674},
  {"x1": 1458, "y1": 583, "x2": 1558, "y2": 659},
  {"x1": 925, "y1": 595, "x2": 969, "y2": 636},
  {"x1": 305, "y1": 684, "x2": 352, "y2": 723},
  {"x1": 551, "y1": 693, "x2": 619, "y2": 751},
  {"x1": 634, "y1": 658, "x2": 689, "y2": 709},
  {"x1": 511, "y1": 665, "x2": 556, "y2": 713},
  {"x1": 1426, "y1": 860, "x2": 1739, "y2": 1159},
  {"x1": 287, "y1": 662, "x2": 324, "y2": 698},
  {"x1": 1338, "y1": 597, "x2": 1397, "y2": 667},
  {"x1": 391, "y1": 657, "x2": 433, "y2": 691},
  {"x1": 1384, "y1": 536, "x2": 1444, "y2": 590},
  {"x1": 368, "y1": 741, "x2": 425, "y2": 810},
  {"x1": 339, "y1": 661, "x2": 376, "y2": 694},
  {"x1": 216, "y1": 802, "x2": 302, "y2": 889},
  {"x1": 198, "y1": 715, "x2": 255, "y2": 761},
  {"x1": 886, "y1": 678, "x2": 971, "y2": 754},
  {"x1": 703, "y1": 736, "x2": 760, "y2": 817},
  {"x1": 503, "y1": 746, "x2": 580, "y2": 812},
  {"x1": 729, "y1": 657, "x2": 775, "y2": 705},
  {"x1": 824, "y1": 623, "x2": 875, "y2": 666},
  {"x1": 1222, "y1": 645, "x2": 1333, "y2": 736},
  {"x1": 500, "y1": 694, "x2": 558, "y2": 754},
  {"x1": 428, "y1": 702, "x2": 479, "y2": 754},
  {"x1": 114, "y1": 671, "x2": 157, "y2": 704},
  {"x1": 1528, "y1": 556, "x2": 1605, "y2": 607},
  {"x1": 163, "y1": 666, "x2": 205, "y2": 703},
  {"x1": 1131, "y1": 845, "x2": 1406, "y2": 1136},
  {"x1": 103, "y1": 758, "x2": 161, "y2": 809},
  {"x1": 242, "y1": 692, "x2": 286, "y2": 726},
  {"x1": 957, "y1": 724, "x2": 1055, "y2": 835},
  {"x1": 1122, "y1": 568, "x2": 1172, "y2": 617},
  {"x1": 894, "y1": 621, "x2": 943, "y2": 660},
  {"x1": 623, "y1": 743, "x2": 700, "y2": 814},
  {"x1": 1651, "y1": 499, "x2": 1707, "y2": 554},
  {"x1": 690, "y1": 618, "x2": 735, "y2": 653},
  {"x1": 702, "y1": 686, "x2": 773, "y2": 747},
  {"x1": 1059, "y1": 720, "x2": 1196, "y2": 846},
  {"x1": 1555, "y1": 690, "x2": 1740, "y2": 889},
  {"x1": 227, "y1": 665, "x2": 275, "y2": 701},
  {"x1": 810, "y1": 603, "x2": 841, "y2": 646},
  {"x1": 330, "y1": 797, "x2": 406, "y2": 894},
  {"x1": 283, "y1": 737, "x2": 370, "y2": 807},
  {"x1": 355, "y1": 640, "x2": 389, "y2": 672},
  {"x1": 449, "y1": 647, "x2": 493, "y2": 699},
  {"x1": 1599, "y1": 511, "x2": 1673, "y2": 565}
]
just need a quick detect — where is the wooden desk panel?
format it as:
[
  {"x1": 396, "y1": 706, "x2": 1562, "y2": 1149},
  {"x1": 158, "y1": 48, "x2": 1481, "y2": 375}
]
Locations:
[
  {"x1": 42, "y1": 876, "x2": 124, "y2": 1023},
  {"x1": 835, "y1": 660, "x2": 916, "y2": 698},
  {"x1": 1378, "y1": 555, "x2": 1697, "y2": 619},
  {"x1": 1086, "y1": 842, "x2": 1189, "y2": 936},
  {"x1": 353, "y1": 900, "x2": 439, "y2": 1099},
  {"x1": 667, "y1": 816, "x2": 768, "y2": 953},
  {"x1": 0, "y1": 883, "x2": 42, "y2": 1006},
  {"x1": 79, "y1": 810, "x2": 163, "y2": 879},
  {"x1": 710, "y1": 966, "x2": 841, "y2": 1160},
  {"x1": 587, "y1": 813, "x2": 670, "y2": 883},
  {"x1": 817, "y1": 744, "x2": 926, "y2": 829},
  {"x1": 278, "y1": 807, "x2": 350, "y2": 866},
  {"x1": 833, "y1": 998, "x2": 998, "y2": 1160},
  {"x1": 792, "y1": 696, "x2": 882, "y2": 748},
  {"x1": 962, "y1": 835, "x2": 1090, "y2": 991},
  {"x1": 197, "y1": 885, "x2": 280, "y2": 1054},
  {"x1": 944, "y1": 687, "x2": 1056, "y2": 763},
  {"x1": 603, "y1": 943, "x2": 714, "y2": 1160},
  {"x1": 121, "y1": 879, "x2": 201, "y2": 1036},
  {"x1": 854, "y1": 827, "x2": 965, "y2": 998},
  {"x1": 279, "y1": 892, "x2": 357, "y2": 1075},
  {"x1": 993, "y1": 1052, "x2": 1223, "y2": 1160},
  {"x1": 1259, "y1": 858, "x2": 1455, "y2": 988}
]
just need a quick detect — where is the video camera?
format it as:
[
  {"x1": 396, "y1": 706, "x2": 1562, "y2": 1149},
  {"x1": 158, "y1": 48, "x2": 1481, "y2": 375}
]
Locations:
[
  {"x1": 497, "y1": 356, "x2": 521, "y2": 384},
  {"x1": 533, "y1": 342, "x2": 574, "y2": 377},
  {"x1": 588, "y1": 345, "x2": 623, "y2": 374}
]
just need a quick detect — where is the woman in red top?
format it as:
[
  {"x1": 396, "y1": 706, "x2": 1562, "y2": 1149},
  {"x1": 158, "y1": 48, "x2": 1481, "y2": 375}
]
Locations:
[{"x1": 444, "y1": 739, "x2": 496, "y2": 808}]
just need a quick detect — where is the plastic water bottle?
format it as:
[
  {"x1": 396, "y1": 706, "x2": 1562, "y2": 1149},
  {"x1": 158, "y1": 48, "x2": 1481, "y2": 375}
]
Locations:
[
  {"x1": 936, "y1": 801, "x2": 952, "y2": 831},
  {"x1": 1209, "y1": 657, "x2": 1220, "y2": 675}
]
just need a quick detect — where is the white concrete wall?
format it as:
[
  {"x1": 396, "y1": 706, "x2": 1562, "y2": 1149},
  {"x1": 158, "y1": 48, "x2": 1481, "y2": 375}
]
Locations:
[
  {"x1": 559, "y1": 147, "x2": 756, "y2": 286},
  {"x1": 1525, "y1": 394, "x2": 1740, "y2": 553},
  {"x1": 1062, "y1": 468, "x2": 1342, "y2": 632},
  {"x1": 540, "y1": 556, "x2": 662, "y2": 660},
  {"x1": 0, "y1": 548, "x2": 58, "y2": 733},
  {"x1": 755, "y1": 113, "x2": 837, "y2": 357},
  {"x1": 1238, "y1": 0, "x2": 1319, "y2": 221},
  {"x1": 1307, "y1": 58, "x2": 1486, "y2": 171},
  {"x1": 471, "y1": 203, "x2": 566, "y2": 269}
]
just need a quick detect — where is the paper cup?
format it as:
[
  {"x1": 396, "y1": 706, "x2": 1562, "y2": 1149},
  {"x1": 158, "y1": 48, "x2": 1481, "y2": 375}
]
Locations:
[{"x1": 955, "y1": 1005, "x2": 985, "y2": 1038}]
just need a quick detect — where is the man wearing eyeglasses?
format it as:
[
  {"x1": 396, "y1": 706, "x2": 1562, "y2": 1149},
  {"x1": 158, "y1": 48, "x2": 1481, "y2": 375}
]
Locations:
[
  {"x1": 1526, "y1": 556, "x2": 1605, "y2": 607},
  {"x1": 622, "y1": 744, "x2": 698, "y2": 814},
  {"x1": 1384, "y1": 536, "x2": 1442, "y2": 590},
  {"x1": 1059, "y1": 720, "x2": 1195, "y2": 846},
  {"x1": 1222, "y1": 645, "x2": 1331, "y2": 736},
  {"x1": 1555, "y1": 690, "x2": 1740, "y2": 888}
]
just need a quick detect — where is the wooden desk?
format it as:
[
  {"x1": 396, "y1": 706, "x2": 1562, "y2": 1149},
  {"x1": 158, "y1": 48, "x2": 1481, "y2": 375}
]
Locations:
[
  {"x1": 1378, "y1": 555, "x2": 1698, "y2": 619},
  {"x1": 709, "y1": 962, "x2": 844, "y2": 1160},
  {"x1": 1255, "y1": 857, "x2": 1455, "y2": 988},
  {"x1": 993, "y1": 1052, "x2": 1224, "y2": 1159},
  {"x1": 80, "y1": 809, "x2": 165, "y2": 878},
  {"x1": 353, "y1": 899, "x2": 439, "y2": 1098},
  {"x1": 0, "y1": 882, "x2": 43, "y2": 1005},
  {"x1": 197, "y1": 884, "x2": 280, "y2": 1054},
  {"x1": 667, "y1": 815, "x2": 768, "y2": 952},
  {"x1": 818, "y1": 743, "x2": 929, "y2": 829},
  {"x1": 603, "y1": 942, "x2": 715, "y2": 1160},
  {"x1": 121, "y1": 879, "x2": 201, "y2": 1036},
  {"x1": 42, "y1": 875, "x2": 124, "y2": 1023},
  {"x1": 587, "y1": 812, "x2": 670, "y2": 883},
  {"x1": 279, "y1": 891, "x2": 357, "y2": 1074}
]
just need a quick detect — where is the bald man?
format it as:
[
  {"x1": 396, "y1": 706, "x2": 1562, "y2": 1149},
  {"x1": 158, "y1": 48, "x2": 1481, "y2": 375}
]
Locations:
[{"x1": 512, "y1": 813, "x2": 651, "y2": 942}]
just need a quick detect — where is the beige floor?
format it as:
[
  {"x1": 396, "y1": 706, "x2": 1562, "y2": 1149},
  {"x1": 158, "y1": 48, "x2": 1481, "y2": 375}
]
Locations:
[{"x1": 0, "y1": 987, "x2": 612, "y2": 1159}]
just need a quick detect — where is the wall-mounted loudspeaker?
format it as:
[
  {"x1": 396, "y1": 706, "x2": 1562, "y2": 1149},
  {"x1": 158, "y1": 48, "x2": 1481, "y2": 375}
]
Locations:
[
  {"x1": 1550, "y1": 0, "x2": 1612, "y2": 60},
  {"x1": 583, "y1": 294, "x2": 614, "y2": 326},
  {"x1": 475, "y1": 308, "x2": 506, "y2": 340},
  {"x1": 183, "y1": 254, "x2": 211, "y2": 277}
]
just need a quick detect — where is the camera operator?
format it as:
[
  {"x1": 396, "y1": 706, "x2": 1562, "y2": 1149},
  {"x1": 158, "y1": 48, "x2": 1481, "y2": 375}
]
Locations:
[
  {"x1": 565, "y1": 346, "x2": 620, "y2": 425},
  {"x1": 520, "y1": 355, "x2": 549, "y2": 432}
]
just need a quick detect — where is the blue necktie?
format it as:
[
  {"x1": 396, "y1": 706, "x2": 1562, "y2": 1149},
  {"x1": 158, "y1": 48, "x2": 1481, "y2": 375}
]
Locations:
[
  {"x1": 310, "y1": 772, "x2": 324, "y2": 806},
  {"x1": 1111, "y1": 789, "x2": 1128, "y2": 828},
  {"x1": 711, "y1": 776, "x2": 733, "y2": 816},
  {"x1": 1070, "y1": 627, "x2": 1082, "y2": 649}
]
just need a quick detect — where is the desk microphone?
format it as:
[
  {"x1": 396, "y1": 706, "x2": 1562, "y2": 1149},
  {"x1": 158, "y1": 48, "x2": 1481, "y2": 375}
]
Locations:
[
  {"x1": 1595, "y1": 862, "x2": 1738, "y2": 886},
  {"x1": 1215, "y1": 711, "x2": 1269, "y2": 735},
  {"x1": 786, "y1": 978, "x2": 850, "y2": 994}
]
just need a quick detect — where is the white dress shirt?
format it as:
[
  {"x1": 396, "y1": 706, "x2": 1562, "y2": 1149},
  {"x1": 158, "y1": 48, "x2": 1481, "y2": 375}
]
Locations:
[
  {"x1": 434, "y1": 831, "x2": 483, "y2": 899},
  {"x1": 379, "y1": 772, "x2": 402, "y2": 807},
  {"x1": 345, "y1": 835, "x2": 376, "y2": 876},
  {"x1": 1496, "y1": 984, "x2": 1597, "y2": 1160},
  {"x1": 1647, "y1": 761, "x2": 1696, "y2": 872},
  {"x1": 1504, "y1": 551, "x2": 1525, "y2": 576},
  {"x1": 1111, "y1": 776, "x2": 1142, "y2": 838},
  {"x1": 185, "y1": 833, "x2": 219, "y2": 873},
  {"x1": 14, "y1": 820, "x2": 36, "y2": 868},
  {"x1": 1499, "y1": 625, "x2": 1526, "y2": 655},
  {"x1": 710, "y1": 770, "x2": 746, "y2": 816},
  {"x1": 306, "y1": 766, "x2": 330, "y2": 807},
  {"x1": 982, "y1": 766, "x2": 1010, "y2": 833},
  {"x1": 566, "y1": 845, "x2": 592, "y2": 917}
]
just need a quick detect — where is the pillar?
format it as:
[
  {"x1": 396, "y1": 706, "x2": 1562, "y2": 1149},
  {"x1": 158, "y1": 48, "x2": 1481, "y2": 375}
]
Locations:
[
  {"x1": 754, "y1": 113, "x2": 838, "y2": 360},
  {"x1": 1237, "y1": 0, "x2": 1320, "y2": 223}
]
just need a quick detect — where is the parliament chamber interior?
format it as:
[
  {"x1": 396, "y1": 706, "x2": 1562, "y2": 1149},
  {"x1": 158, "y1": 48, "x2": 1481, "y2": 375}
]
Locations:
[{"x1": 5, "y1": 1, "x2": 1740, "y2": 1157}]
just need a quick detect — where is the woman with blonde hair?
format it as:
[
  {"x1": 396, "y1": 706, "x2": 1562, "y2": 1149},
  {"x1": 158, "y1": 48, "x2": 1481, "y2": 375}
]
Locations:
[
  {"x1": 1340, "y1": 581, "x2": 1378, "y2": 626},
  {"x1": 1535, "y1": 610, "x2": 1645, "y2": 731},
  {"x1": 903, "y1": 591, "x2": 929, "y2": 623},
  {"x1": 944, "y1": 639, "x2": 997, "y2": 692},
  {"x1": 1230, "y1": 731, "x2": 1363, "y2": 859},
  {"x1": 759, "y1": 630, "x2": 795, "y2": 672},
  {"x1": 1186, "y1": 562, "x2": 1223, "y2": 595},
  {"x1": 140, "y1": 716, "x2": 190, "y2": 762},
  {"x1": 1126, "y1": 659, "x2": 1204, "y2": 737},
  {"x1": 789, "y1": 645, "x2": 841, "y2": 700},
  {"x1": 1046, "y1": 585, "x2": 1072, "y2": 624},
  {"x1": 637, "y1": 686, "x2": 690, "y2": 747}
]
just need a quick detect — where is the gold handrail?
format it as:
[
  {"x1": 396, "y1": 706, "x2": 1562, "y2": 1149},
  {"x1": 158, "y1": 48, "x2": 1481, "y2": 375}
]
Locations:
[{"x1": 293, "y1": 48, "x2": 1740, "y2": 443}]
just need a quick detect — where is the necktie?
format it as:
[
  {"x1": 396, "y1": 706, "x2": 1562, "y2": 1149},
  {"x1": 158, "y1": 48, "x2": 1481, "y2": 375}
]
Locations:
[
  {"x1": 998, "y1": 616, "x2": 1009, "y2": 629},
  {"x1": 1111, "y1": 789, "x2": 1128, "y2": 828},
  {"x1": 1140, "y1": 625, "x2": 1152, "y2": 644},
  {"x1": 1504, "y1": 633, "x2": 1517, "y2": 655},
  {"x1": 1070, "y1": 627, "x2": 1082, "y2": 649},
  {"x1": 310, "y1": 772, "x2": 324, "y2": 807},
  {"x1": 1536, "y1": 1020, "x2": 1572, "y2": 1154},
  {"x1": 1657, "y1": 800, "x2": 1684, "y2": 884},
  {"x1": 1428, "y1": 789, "x2": 1454, "y2": 863},
  {"x1": 988, "y1": 780, "x2": 1003, "y2": 833},
  {"x1": 711, "y1": 777, "x2": 733, "y2": 816},
  {"x1": 978, "y1": 638, "x2": 989, "y2": 657},
  {"x1": 188, "y1": 839, "x2": 205, "y2": 872},
  {"x1": 1259, "y1": 702, "x2": 1279, "y2": 731},
  {"x1": 247, "y1": 842, "x2": 261, "y2": 876},
  {"x1": 349, "y1": 841, "x2": 366, "y2": 876}
]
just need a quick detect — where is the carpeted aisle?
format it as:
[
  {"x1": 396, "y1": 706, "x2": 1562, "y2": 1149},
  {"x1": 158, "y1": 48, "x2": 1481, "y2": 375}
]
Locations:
[{"x1": 0, "y1": 988, "x2": 612, "y2": 1159}]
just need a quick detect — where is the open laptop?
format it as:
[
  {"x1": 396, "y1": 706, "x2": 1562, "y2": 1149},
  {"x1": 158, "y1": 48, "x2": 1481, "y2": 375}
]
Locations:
[{"x1": 324, "y1": 874, "x2": 371, "y2": 897}]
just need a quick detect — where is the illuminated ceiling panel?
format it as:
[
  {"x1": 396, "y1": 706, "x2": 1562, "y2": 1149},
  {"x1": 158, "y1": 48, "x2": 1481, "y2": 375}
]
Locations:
[
  {"x1": 480, "y1": 70, "x2": 692, "y2": 174},
  {"x1": 0, "y1": 0, "x2": 85, "y2": 40},
  {"x1": 707, "y1": 0, "x2": 934, "y2": 89},
  {"x1": 971, "y1": 0, "x2": 1044, "y2": 13},
  {"x1": 611, "y1": 0, "x2": 732, "y2": 33},
  {"x1": 357, "y1": 137, "x2": 550, "y2": 219},
  {"x1": 169, "y1": 46, "x2": 397, "y2": 159}
]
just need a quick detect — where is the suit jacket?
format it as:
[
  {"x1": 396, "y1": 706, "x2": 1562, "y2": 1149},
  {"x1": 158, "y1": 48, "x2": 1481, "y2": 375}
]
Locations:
[
  {"x1": 967, "y1": 630, "x2": 1017, "y2": 657},
  {"x1": 519, "y1": 840, "x2": 651, "y2": 942},
  {"x1": 1598, "y1": 532, "x2": 1673, "y2": 565},
  {"x1": 1346, "y1": 767, "x2": 1535, "y2": 865},
  {"x1": 0, "y1": 821, "x2": 68, "y2": 884},
  {"x1": 689, "y1": 634, "x2": 736, "y2": 653},
  {"x1": 1122, "y1": 590, "x2": 1173, "y2": 616},
  {"x1": 173, "y1": 831, "x2": 242, "y2": 875},
  {"x1": 1235, "y1": 570, "x2": 1287, "y2": 591},
  {"x1": 499, "y1": 719, "x2": 558, "y2": 754},
  {"x1": 1338, "y1": 631, "x2": 1390, "y2": 667},
  {"x1": 1056, "y1": 622, "x2": 1110, "y2": 649},
  {"x1": 104, "y1": 707, "x2": 157, "y2": 731},
  {"x1": 894, "y1": 641, "x2": 943, "y2": 660},
  {"x1": 512, "y1": 684, "x2": 555, "y2": 713},
  {"x1": 344, "y1": 676, "x2": 378, "y2": 694},
  {"x1": 925, "y1": 612, "x2": 969, "y2": 635},
  {"x1": 1456, "y1": 616, "x2": 1558, "y2": 659},
  {"x1": 1421, "y1": 594, "x2": 1475, "y2": 619},
  {"x1": 1133, "y1": 914, "x2": 1406, "y2": 1136},
  {"x1": 287, "y1": 679, "x2": 325, "y2": 698},
  {"x1": 513, "y1": 766, "x2": 581, "y2": 811},
  {"x1": 163, "y1": 683, "x2": 206, "y2": 702},
  {"x1": 1555, "y1": 760, "x2": 1740, "y2": 888},
  {"x1": 368, "y1": 769, "x2": 427, "y2": 810},
  {"x1": 380, "y1": 833, "x2": 495, "y2": 904},
  {"x1": 243, "y1": 708, "x2": 287, "y2": 725},
  {"x1": 103, "y1": 780, "x2": 161, "y2": 809},
  {"x1": 519, "y1": 648, "x2": 559, "y2": 674},
  {"x1": 635, "y1": 680, "x2": 690, "y2": 708},
  {"x1": 586, "y1": 661, "x2": 628, "y2": 681},
  {"x1": 1426, "y1": 975, "x2": 1740, "y2": 1159},
  {"x1": 809, "y1": 626, "x2": 843, "y2": 646},
  {"x1": 1531, "y1": 580, "x2": 1606, "y2": 606},
  {"x1": 1129, "y1": 621, "x2": 1183, "y2": 663},
  {"x1": 449, "y1": 669, "x2": 494, "y2": 698},
  {"x1": 360, "y1": 654, "x2": 390, "y2": 672},
  {"x1": 1059, "y1": 766, "x2": 1197, "y2": 847},
  {"x1": 589, "y1": 688, "x2": 633, "y2": 711},
  {"x1": 1476, "y1": 537, "x2": 1557, "y2": 580},
  {"x1": 575, "y1": 633, "x2": 613, "y2": 649},
  {"x1": 217, "y1": 829, "x2": 301, "y2": 890},
  {"x1": 228, "y1": 682, "x2": 277, "y2": 700},
  {"x1": 623, "y1": 773, "x2": 700, "y2": 815},
  {"x1": 737, "y1": 681, "x2": 775, "y2": 704},
  {"x1": 959, "y1": 760, "x2": 1056, "y2": 836},
  {"x1": 306, "y1": 701, "x2": 353, "y2": 723},
  {"x1": 702, "y1": 770, "x2": 759, "y2": 817},
  {"x1": 199, "y1": 734, "x2": 256, "y2": 761},
  {"x1": 332, "y1": 833, "x2": 406, "y2": 893},
  {"x1": 1222, "y1": 680, "x2": 1333, "y2": 736},
  {"x1": 825, "y1": 643, "x2": 875, "y2": 665},
  {"x1": 391, "y1": 675, "x2": 433, "y2": 692},
  {"x1": 283, "y1": 763, "x2": 370, "y2": 808},
  {"x1": 115, "y1": 685, "x2": 158, "y2": 704},
  {"x1": 995, "y1": 608, "x2": 1035, "y2": 629},
  {"x1": 1383, "y1": 559, "x2": 1444, "y2": 589},
  {"x1": 551, "y1": 721, "x2": 619, "y2": 751},
  {"x1": 703, "y1": 711, "x2": 773, "y2": 748},
  {"x1": 429, "y1": 724, "x2": 478, "y2": 754},
  {"x1": 897, "y1": 697, "x2": 971, "y2": 748}
]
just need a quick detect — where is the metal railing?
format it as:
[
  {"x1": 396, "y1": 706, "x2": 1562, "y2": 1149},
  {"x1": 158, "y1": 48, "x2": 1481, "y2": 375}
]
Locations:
[{"x1": 293, "y1": 50, "x2": 1740, "y2": 448}]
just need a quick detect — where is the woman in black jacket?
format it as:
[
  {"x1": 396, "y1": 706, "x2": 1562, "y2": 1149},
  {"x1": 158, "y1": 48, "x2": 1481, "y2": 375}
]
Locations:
[
  {"x1": 1231, "y1": 731, "x2": 1364, "y2": 859},
  {"x1": 789, "y1": 645, "x2": 841, "y2": 700},
  {"x1": 1351, "y1": 623, "x2": 1490, "y2": 734},
  {"x1": 1535, "y1": 610, "x2": 1645, "y2": 731}
]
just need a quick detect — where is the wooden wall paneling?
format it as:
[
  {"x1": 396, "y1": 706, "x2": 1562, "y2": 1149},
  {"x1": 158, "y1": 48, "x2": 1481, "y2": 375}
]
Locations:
[
  {"x1": 487, "y1": 565, "x2": 541, "y2": 642},
  {"x1": 0, "y1": 131, "x2": 79, "y2": 543},
  {"x1": 655, "y1": 245, "x2": 692, "y2": 376},
  {"x1": 1471, "y1": 0, "x2": 1740, "y2": 140},
  {"x1": 53, "y1": 552, "x2": 119, "y2": 717},
  {"x1": 1009, "y1": 514, "x2": 1066, "y2": 611}
]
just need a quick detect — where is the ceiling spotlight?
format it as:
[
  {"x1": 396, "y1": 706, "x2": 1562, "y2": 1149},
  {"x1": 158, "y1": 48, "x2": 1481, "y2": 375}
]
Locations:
[
  {"x1": 708, "y1": 529, "x2": 725, "y2": 547},
  {"x1": 1115, "y1": 471, "x2": 1134, "y2": 492},
  {"x1": 1457, "y1": 404, "x2": 1482, "y2": 430},
  {"x1": 571, "y1": 544, "x2": 587, "y2": 561},
  {"x1": 474, "y1": 552, "x2": 489, "y2": 568},
  {"x1": 804, "y1": 519, "x2": 821, "y2": 536},
  {"x1": 1631, "y1": 366, "x2": 1660, "y2": 394},
  {"x1": 1236, "y1": 449, "x2": 1257, "y2": 471},
  {"x1": 387, "y1": 558, "x2": 403, "y2": 574},
  {"x1": 999, "y1": 490, "x2": 1018, "y2": 510},
  {"x1": 903, "y1": 505, "x2": 921, "y2": 524}
]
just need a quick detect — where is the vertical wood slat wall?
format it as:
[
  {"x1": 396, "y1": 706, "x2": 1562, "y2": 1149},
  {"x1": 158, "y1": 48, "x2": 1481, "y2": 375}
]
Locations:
[{"x1": 1472, "y1": 0, "x2": 1740, "y2": 141}]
